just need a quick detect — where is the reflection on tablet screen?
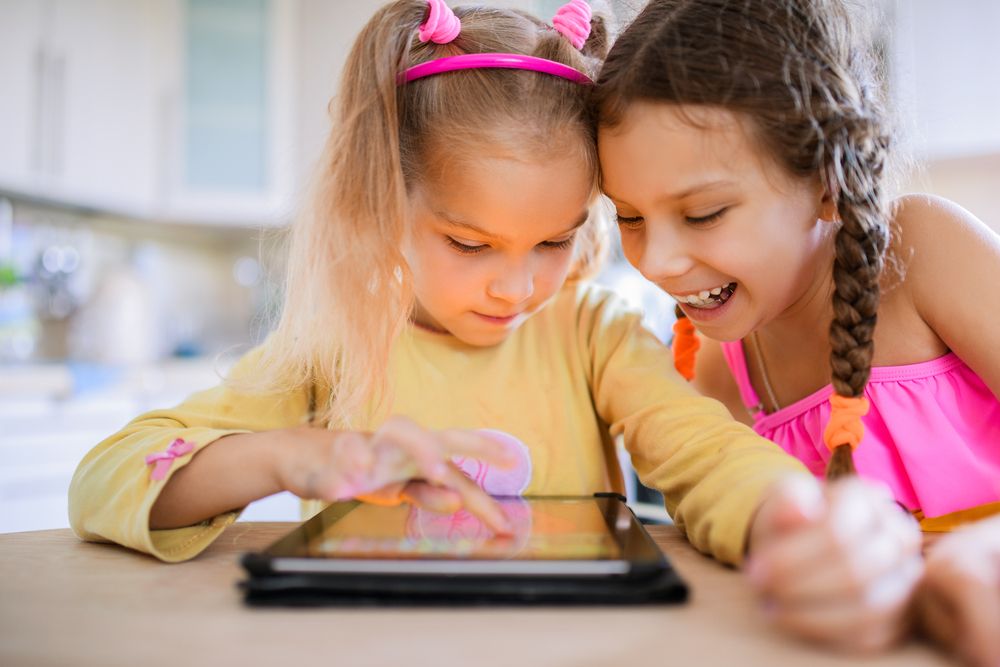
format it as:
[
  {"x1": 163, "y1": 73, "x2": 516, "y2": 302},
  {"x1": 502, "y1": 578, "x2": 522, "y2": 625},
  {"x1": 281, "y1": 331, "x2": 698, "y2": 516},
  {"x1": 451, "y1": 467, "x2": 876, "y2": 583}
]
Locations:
[{"x1": 307, "y1": 498, "x2": 622, "y2": 561}]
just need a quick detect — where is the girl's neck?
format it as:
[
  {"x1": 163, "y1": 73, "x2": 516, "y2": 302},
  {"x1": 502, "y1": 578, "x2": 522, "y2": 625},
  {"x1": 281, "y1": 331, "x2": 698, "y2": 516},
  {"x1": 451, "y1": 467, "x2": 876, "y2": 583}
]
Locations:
[
  {"x1": 746, "y1": 255, "x2": 837, "y2": 412},
  {"x1": 756, "y1": 252, "x2": 836, "y2": 347}
]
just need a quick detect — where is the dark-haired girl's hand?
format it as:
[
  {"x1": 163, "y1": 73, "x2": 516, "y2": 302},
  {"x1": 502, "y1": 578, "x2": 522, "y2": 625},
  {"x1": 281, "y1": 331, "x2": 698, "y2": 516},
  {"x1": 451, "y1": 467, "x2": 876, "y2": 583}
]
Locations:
[
  {"x1": 916, "y1": 514, "x2": 1000, "y2": 667},
  {"x1": 746, "y1": 475, "x2": 924, "y2": 652}
]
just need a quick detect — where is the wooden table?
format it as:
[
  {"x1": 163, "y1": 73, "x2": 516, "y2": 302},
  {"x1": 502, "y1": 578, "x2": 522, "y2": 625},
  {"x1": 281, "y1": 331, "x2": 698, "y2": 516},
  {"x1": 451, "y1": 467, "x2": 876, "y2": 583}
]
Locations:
[{"x1": 0, "y1": 524, "x2": 953, "y2": 667}]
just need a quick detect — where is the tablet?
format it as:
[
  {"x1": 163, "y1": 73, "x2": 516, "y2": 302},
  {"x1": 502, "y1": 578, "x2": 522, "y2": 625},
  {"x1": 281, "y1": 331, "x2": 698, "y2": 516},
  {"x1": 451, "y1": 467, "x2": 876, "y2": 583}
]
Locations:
[{"x1": 240, "y1": 494, "x2": 688, "y2": 605}]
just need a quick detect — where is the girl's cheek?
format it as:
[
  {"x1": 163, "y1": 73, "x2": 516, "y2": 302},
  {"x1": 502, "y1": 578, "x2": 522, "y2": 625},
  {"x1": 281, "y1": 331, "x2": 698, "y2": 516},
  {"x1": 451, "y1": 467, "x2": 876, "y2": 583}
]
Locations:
[{"x1": 619, "y1": 234, "x2": 644, "y2": 269}]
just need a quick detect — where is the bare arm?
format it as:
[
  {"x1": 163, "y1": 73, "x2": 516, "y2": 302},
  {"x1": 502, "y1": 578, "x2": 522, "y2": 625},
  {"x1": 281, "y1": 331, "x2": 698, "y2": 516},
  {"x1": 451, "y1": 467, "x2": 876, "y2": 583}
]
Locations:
[{"x1": 898, "y1": 194, "x2": 1000, "y2": 398}]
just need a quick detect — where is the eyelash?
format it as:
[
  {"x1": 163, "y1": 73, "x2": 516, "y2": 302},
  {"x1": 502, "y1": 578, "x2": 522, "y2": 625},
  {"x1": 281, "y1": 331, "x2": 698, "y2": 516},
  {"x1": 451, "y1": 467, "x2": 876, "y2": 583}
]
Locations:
[
  {"x1": 446, "y1": 236, "x2": 575, "y2": 255},
  {"x1": 686, "y1": 208, "x2": 728, "y2": 225},
  {"x1": 616, "y1": 215, "x2": 644, "y2": 229},
  {"x1": 616, "y1": 208, "x2": 729, "y2": 229},
  {"x1": 447, "y1": 238, "x2": 487, "y2": 254}
]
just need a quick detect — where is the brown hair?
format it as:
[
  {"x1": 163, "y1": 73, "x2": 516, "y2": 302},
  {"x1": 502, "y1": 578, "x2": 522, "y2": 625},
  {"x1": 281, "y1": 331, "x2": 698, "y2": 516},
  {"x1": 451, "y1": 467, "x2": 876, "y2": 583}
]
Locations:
[
  {"x1": 594, "y1": 0, "x2": 892, "y2": 478},
  {"x1": 251, "y1": 2, "x2": 609, "y2": 428}
]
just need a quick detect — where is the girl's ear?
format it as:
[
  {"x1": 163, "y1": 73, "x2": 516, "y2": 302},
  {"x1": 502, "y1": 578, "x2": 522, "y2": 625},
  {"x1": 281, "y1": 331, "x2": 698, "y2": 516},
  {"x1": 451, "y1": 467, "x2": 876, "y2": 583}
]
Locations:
[{"x1": 819, "y1": 190, "x2": 839, "y2": 223}]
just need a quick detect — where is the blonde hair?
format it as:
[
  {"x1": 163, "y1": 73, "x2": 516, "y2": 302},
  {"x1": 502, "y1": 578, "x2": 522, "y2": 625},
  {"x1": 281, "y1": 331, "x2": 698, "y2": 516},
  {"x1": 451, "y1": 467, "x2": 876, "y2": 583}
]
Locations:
[{"x1": 249, "y1": 1, "x2": 609, "y2": 428}]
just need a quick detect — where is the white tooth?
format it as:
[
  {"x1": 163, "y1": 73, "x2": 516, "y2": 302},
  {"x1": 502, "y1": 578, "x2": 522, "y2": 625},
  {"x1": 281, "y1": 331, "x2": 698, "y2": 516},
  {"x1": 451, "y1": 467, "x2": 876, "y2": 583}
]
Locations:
[
  {"x1": 698, "y1": 290, "x2": 710, "y2": 300},
  {"x1": 686, "y1": 295, "x2": 699, "y2": 304},
  {"x1": 710, "y1": 287, "x2": 722, "y2": 295}
]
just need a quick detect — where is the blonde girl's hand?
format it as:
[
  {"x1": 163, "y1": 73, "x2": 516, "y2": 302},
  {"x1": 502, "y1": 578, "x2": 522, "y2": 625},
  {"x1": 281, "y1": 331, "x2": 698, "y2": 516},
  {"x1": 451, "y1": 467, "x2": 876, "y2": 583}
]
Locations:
[
  {"x1": 916, "y1": 515, "x2": 1000, "y2": 667},
  {"x1": 746, "y1": 475, "x2": 924, "y2": 652},
  {"x1": 275, "y1": 416, "x2": 517, "y2": 534}
]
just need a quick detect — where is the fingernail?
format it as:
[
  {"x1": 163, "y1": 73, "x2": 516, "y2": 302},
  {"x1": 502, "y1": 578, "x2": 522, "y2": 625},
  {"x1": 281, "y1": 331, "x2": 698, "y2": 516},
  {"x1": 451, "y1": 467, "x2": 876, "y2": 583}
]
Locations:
[{"x1": 431, "y1": 462, "x2": 448, "y2": 481}]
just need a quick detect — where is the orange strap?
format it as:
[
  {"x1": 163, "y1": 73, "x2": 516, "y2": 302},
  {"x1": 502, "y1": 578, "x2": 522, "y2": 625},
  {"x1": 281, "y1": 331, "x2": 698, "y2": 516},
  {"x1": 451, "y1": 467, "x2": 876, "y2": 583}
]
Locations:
[
  {"x1": 822, "y1": 394, "x2": 870, "y2": 451},
  {"x1": 671, "y1": 316, "x2": 700, "y2": 381}
]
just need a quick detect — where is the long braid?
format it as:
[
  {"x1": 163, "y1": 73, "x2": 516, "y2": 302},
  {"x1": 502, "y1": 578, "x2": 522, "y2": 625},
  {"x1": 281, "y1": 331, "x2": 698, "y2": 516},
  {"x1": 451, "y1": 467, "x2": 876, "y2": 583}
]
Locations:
[{"x1": 823, "y1": 116, "x2": 890, "y2": 478}]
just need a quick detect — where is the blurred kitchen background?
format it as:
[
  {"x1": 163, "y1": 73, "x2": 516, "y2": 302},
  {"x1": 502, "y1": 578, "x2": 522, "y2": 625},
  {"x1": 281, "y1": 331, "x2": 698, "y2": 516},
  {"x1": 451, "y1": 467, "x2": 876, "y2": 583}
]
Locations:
[{"x1": 1, "y1": 0, "x2": 998, "y2": 533}]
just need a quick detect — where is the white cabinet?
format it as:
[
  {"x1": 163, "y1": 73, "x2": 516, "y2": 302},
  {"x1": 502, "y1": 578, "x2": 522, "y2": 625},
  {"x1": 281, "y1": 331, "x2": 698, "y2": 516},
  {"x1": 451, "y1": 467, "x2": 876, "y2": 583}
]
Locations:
[
  {"x1": 0, "y1": 0, "x2": 160, "y2": 215},
  {"x1": 0, "y1": 1, "x2": 43, "y2": 192},
  {"x1": 0, "y1": 0, "x2": 296, "y2": 226}
]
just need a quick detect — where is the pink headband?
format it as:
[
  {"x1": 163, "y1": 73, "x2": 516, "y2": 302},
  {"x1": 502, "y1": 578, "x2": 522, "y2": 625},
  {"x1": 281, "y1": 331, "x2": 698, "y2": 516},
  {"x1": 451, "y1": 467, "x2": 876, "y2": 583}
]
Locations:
[
  {"x1": 403, "y1": 0, "x2": 594, "y2": 86},
  {"x1": 400, "y1": 53, "x2": 593, "y2": 85}
]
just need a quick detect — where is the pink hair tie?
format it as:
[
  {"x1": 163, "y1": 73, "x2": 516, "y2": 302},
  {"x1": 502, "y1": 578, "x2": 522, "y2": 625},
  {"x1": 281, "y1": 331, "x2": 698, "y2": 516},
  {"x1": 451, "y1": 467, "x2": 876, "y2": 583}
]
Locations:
[
  {"x1": 145, "y1": 438, "x2": 195, "y2": 481},
  {"x1": 552, "y1": 0, "x2": 592, "y2": 50},
  {"x1": 418, "y1": 0, "x2": 461, "y2": 45}
]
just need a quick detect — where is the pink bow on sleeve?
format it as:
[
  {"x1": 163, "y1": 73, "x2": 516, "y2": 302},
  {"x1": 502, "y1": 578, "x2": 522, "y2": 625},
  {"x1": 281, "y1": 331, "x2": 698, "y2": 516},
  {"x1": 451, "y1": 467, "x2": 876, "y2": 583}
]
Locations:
[{"x1": 145, "y1": 438, "x2": 195, "y2": 481}]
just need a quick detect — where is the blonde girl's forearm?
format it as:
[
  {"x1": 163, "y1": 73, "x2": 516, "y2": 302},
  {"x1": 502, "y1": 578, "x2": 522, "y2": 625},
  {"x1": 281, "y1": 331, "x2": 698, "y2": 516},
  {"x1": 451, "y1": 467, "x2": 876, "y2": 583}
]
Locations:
[{"x1": 148, "y1": 431, "x2": 284, "y2": 529}]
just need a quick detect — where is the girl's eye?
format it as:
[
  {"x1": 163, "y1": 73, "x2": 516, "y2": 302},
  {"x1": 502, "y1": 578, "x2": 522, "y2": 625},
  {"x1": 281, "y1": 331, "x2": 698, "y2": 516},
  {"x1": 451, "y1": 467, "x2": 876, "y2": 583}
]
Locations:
[
  {"x1": 447, "y1": 237, "x2": 488, "y2": 254},
  {"x1": 540, "y1": 234, "x2": 576, "y2": 251},
  {"x1": 686, "y1": 208, "x2": 728, "y2": 225},
  {"x1": 616, "y1": 214, "x2": 645, "y2": 229}
]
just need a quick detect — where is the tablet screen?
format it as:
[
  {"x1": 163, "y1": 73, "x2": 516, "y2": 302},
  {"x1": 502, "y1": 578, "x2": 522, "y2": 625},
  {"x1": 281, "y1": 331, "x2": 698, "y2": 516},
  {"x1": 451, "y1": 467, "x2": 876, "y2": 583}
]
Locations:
[{"x1": 296, "y1": 497, "x2": 622, "y2": 561}]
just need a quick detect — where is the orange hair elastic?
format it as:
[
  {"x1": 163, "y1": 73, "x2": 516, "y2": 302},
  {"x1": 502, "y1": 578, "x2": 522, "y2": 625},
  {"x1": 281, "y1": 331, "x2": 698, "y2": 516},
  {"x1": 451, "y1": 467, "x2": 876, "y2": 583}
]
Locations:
[
  {"x1": 822, "y1": 394, "x2": 870, "y2": 451},
  {"x1": 671, "y1": 315, "x2": 700, "y2": 381}
]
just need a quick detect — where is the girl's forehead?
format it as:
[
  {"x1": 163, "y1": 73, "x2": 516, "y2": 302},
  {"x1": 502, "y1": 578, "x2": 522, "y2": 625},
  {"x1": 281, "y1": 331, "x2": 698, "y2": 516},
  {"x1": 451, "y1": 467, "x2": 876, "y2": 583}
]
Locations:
[
  {"x1": 604, "y1": 102, "x2": 751, "y2": 151},
  {"x1": 412, "y1": 153, "x2": 594, "y2": 239},
  {"x1": 422, "y1": 149, "x2": 593, "y2": 197},
  {"x1": 599, "y1": 102, "x2": 801, "y2": 198}
]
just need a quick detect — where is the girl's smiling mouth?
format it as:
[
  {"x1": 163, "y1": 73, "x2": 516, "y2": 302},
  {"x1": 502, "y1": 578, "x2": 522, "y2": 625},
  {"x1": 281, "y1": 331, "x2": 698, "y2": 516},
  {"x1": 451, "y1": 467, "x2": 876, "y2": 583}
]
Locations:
[{"x1": 669, "y1": 282, "x2": 737, "y2": 309}]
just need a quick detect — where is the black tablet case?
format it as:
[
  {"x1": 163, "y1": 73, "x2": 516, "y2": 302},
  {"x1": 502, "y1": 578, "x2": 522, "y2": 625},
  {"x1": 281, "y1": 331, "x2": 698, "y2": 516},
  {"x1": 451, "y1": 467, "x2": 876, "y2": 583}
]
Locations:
[{"x1": 239, "y1": 496, "x2": 688, "y2": 607}]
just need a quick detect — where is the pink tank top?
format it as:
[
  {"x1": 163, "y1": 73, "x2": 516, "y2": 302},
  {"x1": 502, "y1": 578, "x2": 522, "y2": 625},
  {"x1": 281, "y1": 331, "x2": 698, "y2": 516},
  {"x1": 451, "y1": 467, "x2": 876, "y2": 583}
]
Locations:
[{"x1": 721, "y1": 341, "x2": 1000, "y2": 519}]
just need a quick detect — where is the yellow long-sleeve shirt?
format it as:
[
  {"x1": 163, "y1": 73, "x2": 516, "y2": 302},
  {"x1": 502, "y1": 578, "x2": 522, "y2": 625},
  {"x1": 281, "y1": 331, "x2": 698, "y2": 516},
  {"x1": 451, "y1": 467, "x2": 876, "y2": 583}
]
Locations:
[{"x1": 69, "y1": 283, "x2": 809, "y2": 564}]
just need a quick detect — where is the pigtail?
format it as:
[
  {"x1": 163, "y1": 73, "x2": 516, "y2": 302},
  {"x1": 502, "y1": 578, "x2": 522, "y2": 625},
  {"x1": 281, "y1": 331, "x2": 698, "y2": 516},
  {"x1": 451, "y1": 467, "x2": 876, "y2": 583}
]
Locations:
[
  {"x1": 251, "y1": 1, "x2": 430, "y2": 428},
  {"x1": 580, "y1": 12, "x2": 611, "y2": 60},
  {"x1": 823, "y1": 115, "x2": 890, "y2": 479}
]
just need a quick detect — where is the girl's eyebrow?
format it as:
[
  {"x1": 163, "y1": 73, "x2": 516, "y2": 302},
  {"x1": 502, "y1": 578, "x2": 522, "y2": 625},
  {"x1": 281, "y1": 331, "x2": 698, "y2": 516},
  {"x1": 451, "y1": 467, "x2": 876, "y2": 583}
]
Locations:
[
  {"x1": 604, "y1": 180, "x2": 736, "y2": 205},
  {"x1": 669, "y1": 180, "x2": 737, "y2": 200},
  {"x1": 436, "y1": 210, "x2": 590, "y2": 243}
]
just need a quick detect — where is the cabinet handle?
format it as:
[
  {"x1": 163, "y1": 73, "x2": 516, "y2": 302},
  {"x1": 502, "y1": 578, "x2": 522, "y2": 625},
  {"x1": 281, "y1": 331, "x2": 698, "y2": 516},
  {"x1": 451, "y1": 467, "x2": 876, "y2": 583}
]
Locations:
[
  {"x1": 48, "y1": 53, "x2": 66, "y2": 178},
  {"x1": 30, "y1": 47, "x2": 46, "y2": 173}
]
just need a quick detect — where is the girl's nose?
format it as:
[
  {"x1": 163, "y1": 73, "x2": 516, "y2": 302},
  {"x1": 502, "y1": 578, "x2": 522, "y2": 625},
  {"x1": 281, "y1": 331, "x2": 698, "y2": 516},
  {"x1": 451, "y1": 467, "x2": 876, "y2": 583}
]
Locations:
[
  {"x1": 487, "y1": 262, "x2": 534, "y2": 304},
  {"x1": 630, "y1": 222, "x2": 696, "y2": 283}
]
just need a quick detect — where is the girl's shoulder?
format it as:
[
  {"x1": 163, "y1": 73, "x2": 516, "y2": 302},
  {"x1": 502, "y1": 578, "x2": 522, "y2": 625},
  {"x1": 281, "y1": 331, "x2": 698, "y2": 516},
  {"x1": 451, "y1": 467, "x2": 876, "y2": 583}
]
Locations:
[
  {"x1": 553, "y1": 280, "x2": 663, "y2": 348},
  {"x1": 888, "y1": 194, "x2": 992, "y2": 263},
  {"x1": 879, "y1": 194, "x2": 1000, "y2": 393},
  {"x1": 886, "y1": 193, "x2": 996, "y2": 302}
]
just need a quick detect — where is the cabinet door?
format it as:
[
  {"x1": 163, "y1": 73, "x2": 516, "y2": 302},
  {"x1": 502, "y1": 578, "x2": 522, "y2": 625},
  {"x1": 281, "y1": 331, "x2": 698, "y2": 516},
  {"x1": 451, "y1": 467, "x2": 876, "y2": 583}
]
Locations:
[
  {"x1": 162, "y1": 0, "x2": 296, "y2": 226},
  {"x1": 0, "y1": 0, "x2": 47, "y2": 190},
  {"x1": 47, "y1": 0, "x2": 159, "y2": 213}
]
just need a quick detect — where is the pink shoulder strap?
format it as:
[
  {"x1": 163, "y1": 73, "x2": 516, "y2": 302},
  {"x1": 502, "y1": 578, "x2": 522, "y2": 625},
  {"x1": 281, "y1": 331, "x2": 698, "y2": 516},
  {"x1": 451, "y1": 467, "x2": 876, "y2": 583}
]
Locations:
[{"x1": 719, "y1": 340, "x2": 766, "y2": 421}]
